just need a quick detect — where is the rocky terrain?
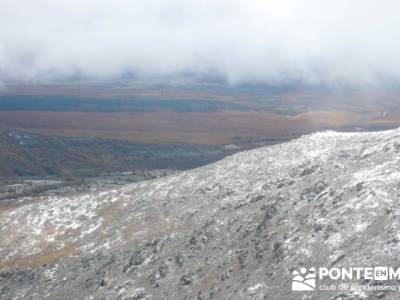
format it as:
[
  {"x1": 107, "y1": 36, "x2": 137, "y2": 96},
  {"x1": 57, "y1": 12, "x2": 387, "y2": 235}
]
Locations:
[
  {"x1": 0, "y1": 169, "x2": 179, "y2": 205},
  {"x1": 1, "y1": 128, "x2": 400, "y2": 299}
]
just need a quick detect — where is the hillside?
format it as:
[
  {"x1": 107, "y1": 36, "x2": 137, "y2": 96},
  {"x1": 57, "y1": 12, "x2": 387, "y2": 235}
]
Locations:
[
  {"x1": 1, "y1": 129, "x2": 400, "y2": 299},
  {"x1": 0, "y1": 128, "x2": 235, "y2": 178}
]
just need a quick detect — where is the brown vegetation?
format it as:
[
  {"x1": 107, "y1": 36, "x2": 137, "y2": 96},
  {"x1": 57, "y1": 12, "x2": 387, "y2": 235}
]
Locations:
[
  {"x1": 0, "y1": 245, "x2": 77, "y2": 272},
  {"x1": 0, "y1": 110, "x2": 384, "y2": 145}
]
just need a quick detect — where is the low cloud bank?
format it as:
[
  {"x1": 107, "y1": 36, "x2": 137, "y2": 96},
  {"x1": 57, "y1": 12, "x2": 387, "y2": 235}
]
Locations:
[{"x1": 1, "y1": 0, "x2": 400, "y2": 86}]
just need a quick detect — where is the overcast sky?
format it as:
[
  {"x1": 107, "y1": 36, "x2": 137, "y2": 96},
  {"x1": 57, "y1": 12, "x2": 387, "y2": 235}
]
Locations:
[{"x1": 1, "y1": 0, "x2": 400, "y2": 86}]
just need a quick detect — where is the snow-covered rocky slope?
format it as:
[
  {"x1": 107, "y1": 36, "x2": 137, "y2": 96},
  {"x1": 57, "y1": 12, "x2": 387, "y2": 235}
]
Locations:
[{"x1": 1, "y1": 129, "x2": 400, "y2": 300}]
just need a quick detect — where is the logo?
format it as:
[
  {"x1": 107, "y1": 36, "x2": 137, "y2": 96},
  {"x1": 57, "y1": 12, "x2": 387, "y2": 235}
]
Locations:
[
  {"x1": 291, "y1": 266, "x2": 400, "y2": 293},
  {"x1": 292, "y1": 267, "x2": 316, "y2": 291}
]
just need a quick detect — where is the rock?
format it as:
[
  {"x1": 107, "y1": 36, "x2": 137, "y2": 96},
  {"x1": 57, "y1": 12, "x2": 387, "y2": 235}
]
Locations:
[{"x1": 2, "y1": 129, "x2": 400, "y2": 299}]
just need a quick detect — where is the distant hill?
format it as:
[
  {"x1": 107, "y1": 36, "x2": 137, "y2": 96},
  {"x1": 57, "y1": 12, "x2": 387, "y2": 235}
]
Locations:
[{"x1": 0, "y1": 129, "x2": 236, "y2": 178}]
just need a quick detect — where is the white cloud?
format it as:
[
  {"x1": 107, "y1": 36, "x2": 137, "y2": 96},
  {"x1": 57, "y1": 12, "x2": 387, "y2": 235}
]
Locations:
[{"x1": 1, "y1": 0, "x2": 400, "y2": 85}]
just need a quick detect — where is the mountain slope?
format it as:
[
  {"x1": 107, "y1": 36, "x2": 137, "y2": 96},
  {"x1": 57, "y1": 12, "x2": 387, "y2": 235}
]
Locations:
[
  {"x1": 0, "y1": 128, "x2": 233, "y2": 178},
  {"x1": 1, "y1": 129, "x2": 400, "y2": 299}
]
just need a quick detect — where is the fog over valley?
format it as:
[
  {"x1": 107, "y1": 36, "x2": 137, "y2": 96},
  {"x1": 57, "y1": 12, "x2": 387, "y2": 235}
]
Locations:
[{"x1": 1, "y1": 0, "x2": 400, "y2": 86}]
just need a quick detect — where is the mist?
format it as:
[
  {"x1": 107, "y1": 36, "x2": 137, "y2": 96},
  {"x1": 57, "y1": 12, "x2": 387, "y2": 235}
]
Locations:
[{"x1": 1, "y1": 0, "x2": 400, "y2": 86}]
